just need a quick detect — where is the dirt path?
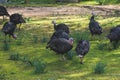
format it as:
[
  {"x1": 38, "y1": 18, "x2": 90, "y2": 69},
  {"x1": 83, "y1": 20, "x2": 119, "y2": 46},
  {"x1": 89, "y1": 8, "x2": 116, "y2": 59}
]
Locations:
[{"x1": 6, "y1": 5, "x2": 120, "y2": 17}]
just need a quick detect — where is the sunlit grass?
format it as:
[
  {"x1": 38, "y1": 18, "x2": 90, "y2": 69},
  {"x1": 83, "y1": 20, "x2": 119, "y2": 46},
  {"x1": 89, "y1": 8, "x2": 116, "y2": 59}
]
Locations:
[
  {"x1": 2, "y1": 0, "x2": 117, "y2": 7},
  {"x1": 0, "y1": 14, "x2": 120, "y2": 80}
]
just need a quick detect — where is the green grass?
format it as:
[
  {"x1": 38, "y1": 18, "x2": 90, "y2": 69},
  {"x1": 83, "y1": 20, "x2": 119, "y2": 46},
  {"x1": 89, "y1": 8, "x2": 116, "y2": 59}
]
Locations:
[
  {"x1": 1, "y1": 0, "x2": 98, "y2": 7},
  {"x1": 1, "y1": 0, "x2": 120, "y2": 7},
  {"x1": 0, "y1": 0, "x2": 120, "y2": 8},
  {"x1": 96, "y1": 0, "x2": 120, "y2": 5},
  {"x1": 0, "y1": 14, "x2": 120, "y2": 80}
]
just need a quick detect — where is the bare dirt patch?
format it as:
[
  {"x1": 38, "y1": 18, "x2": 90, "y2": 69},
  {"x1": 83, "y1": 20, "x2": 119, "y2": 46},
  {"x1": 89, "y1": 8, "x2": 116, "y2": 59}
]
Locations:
[{"x1": 6, "y1": 5, "x2": 120, "y2": 17}]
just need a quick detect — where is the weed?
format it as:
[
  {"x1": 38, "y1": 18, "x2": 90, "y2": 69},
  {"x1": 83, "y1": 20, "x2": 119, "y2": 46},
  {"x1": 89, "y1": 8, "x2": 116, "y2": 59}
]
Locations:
[
  {"x1": 72, "y1": 31, "x2": 89, "y2": 43},
  {"x1": 112, "y1": 41, "x2": 120, "y2": 49},
  {"x1": 20, "y1": 56, "x2": 33, "y2": 66},
  {"x1": 16, "y1": 39, "x2": 23, "y2": 45},
  {"x1": 94, "y1": 62, "x2": 106, "y2": 74},
  {"x1": 48, "y1": 78, "x2": 56, "y2": 80},
  {"x1": 10, "y1": 0, "x2": 55, "y2": 4},
  {"x1": 3, "y1": 42, "x2": 10, "y2": 51},
  {"x1": 0, "y1": 73, "x2": 7, "y2": 80},
  {"x1": 9, "y1": 53, "x2": 20, "y2": 61},
  {"x1": 97, "y1": 42, "x2": 107, "y2": 50},
  {"x1": 96, "y1": 0, "x2": 117, "y2": 5},
  {"x1": 25, "y1": 17, "x2": 32, "y2": 22},
  {"x1": 40, "y1": 37, "x2": 48, "y2": 43},
  {"x1": 33, "y1": 35, "x2": 38, "y2": 43},
  {"x1": 103, "y1": 41, "x2": 120, "y2": 50},
  {"x1": 96, "y1": 0, "x2": 105, "y2": 5},
  {"x1": 77, "y1": 23, "x2": 82, "y2": 27},
  {"x1": 21, "y1": 56, "x2": 30, "y2": 62},
  {"x1": 0, "y1": 70, "x2": 8, "y2": 80},
  {"x1": 96, "y1": 41, "x2": 117, "y2": 51},
  {"x1": 65, "y1": 51, "x2": 74, "y2": 60},
  {"x1": 33, "y1": 59, "x2": 46, "y2": 74}
]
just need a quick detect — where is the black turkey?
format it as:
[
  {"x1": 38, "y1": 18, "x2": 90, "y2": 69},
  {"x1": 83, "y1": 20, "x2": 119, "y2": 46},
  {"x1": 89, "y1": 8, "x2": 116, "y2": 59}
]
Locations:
[
  {"x1": 107, "y1": 25, "x2": 120, "y2": 43},
  {"x1": 46, "y1": 38, "x2": 73, "y2": 60},
  {"x1": 0, "y1": 6, "x2": 9, "y2": 22},
  {"x1": 10, "y1": 13, "x2": 25, "y2": 30},
  {"x1": 75, "y1": 40, "x2": 90, "y2": 64},
  {"x1": 2, "y1": 22, "x2": 17, "y2": 41},
  {"x1": 2, "y1": 13, "x2": 25, "y2": 41},
  {"x1": 47, "y1": 30, "x2": 69, "y2": 44},
  {"x1": 89, "y1": 13, "x2": 102, "y2": 36},
  {"x1": 52, "y1": 20, "x2": 70, "y2": 34}
]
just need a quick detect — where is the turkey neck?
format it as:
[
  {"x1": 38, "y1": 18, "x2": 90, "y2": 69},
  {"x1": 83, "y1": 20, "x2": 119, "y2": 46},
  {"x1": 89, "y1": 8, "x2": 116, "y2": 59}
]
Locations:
[
  {"x1": 10, "y1": 21, "x2": 17, "y2": 26},
  {"x1": 90, "y1": 15, "x2": 95, "y2": 22},
  {"x1": 53, "y1": 23, "x2": 57, "y2": 30},
  {"x1": 8, "y1": 21, "x2": 15, "y2": 25}
]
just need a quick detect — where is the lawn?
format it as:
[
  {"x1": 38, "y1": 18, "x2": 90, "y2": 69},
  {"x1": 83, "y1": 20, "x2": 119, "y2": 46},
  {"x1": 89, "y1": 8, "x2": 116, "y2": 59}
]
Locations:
[
  {"x1": 1, "y1": 0, "x2": 98, "y2": 7},
  {"x1": 0, "y1": 13, "x2": 120, "y2": 80}
]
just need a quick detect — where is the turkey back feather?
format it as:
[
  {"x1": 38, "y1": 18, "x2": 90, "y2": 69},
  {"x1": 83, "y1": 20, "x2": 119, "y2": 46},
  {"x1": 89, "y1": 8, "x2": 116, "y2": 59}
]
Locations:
[
  {"x1": 47, "y1": 30, "x2": 69, "y2": 44},
  {"x1": 75, "y1": 40, "x2": 90, "y2": 57},
  {"x1": 47, "y1": 38, "x2": 73, "y2": 54},
  {"x1": 2, "y1": 22, "x2": 16, "y2": 35}
]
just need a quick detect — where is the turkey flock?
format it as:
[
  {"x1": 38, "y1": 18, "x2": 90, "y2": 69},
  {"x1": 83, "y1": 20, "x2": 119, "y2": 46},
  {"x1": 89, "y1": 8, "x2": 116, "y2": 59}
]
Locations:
[
  {"x1": 0, "y1": 6, "x2": 120, "y2": 64},
  {"x1": 0, "y1": 6, "x2": 25, "y2": 42}
]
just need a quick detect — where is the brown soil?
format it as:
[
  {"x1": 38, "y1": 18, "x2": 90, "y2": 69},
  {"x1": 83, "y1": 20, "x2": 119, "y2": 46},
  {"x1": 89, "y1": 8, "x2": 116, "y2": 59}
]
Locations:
[{"x1": 6, "y1": 5, "x2": 120, "y2": 17}]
